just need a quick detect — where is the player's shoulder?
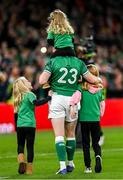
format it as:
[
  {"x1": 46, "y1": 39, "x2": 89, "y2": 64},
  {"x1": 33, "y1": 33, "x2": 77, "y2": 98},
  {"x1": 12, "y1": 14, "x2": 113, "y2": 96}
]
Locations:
[{"x1": 74, "y1": 57, "x2": 86, "y2": 66}]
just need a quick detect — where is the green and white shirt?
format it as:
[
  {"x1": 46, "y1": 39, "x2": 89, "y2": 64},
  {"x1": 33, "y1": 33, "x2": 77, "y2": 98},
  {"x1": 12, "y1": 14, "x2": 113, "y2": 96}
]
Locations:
[
  {"x1": 79, "y1": 89, "x2": 104, "y2": 122},
  {"x1": 17, "y1": 92, "x2": 36, "y2": 128},
  {"x1": 47, "y1": 32, "x2": 74, "y2": 48},
  {"x1": 44, "y1": 56, "x2": 88, "y2": 96}
]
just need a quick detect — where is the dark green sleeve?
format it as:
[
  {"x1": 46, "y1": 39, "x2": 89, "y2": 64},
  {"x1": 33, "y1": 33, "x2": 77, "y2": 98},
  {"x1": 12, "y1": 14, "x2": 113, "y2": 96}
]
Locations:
[
  {"x1": 80, "y1": 61, "x2": 88, "y2": 76},
  {"x1": 47, "y1": 32, "x2": 54, "y2": 40},
  {"x1": 44, "y1": 60, "x2": 52, "y2": 74}
]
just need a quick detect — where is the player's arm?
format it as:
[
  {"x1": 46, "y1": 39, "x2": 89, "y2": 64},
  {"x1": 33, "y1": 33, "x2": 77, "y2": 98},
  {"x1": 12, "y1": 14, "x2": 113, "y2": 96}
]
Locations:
[
  {"x1": 83, "y1": 71, "x2": 102, "y2": 85},
  {"x1": 39, "y1": 71, "x2": 51, "y2": 86},
  {"x1": 80, "y1": 60, "x2": 102, "y2": 85}
]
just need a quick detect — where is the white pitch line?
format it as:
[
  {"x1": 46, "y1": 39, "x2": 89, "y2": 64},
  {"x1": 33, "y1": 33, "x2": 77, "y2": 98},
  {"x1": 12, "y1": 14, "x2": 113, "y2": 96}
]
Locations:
[
  {"x1": 0, "y1": 148, "x2": 123, "y2": 160},
  {"x1": 0, "y1": 177, "x2": 9, "y2": 179}
]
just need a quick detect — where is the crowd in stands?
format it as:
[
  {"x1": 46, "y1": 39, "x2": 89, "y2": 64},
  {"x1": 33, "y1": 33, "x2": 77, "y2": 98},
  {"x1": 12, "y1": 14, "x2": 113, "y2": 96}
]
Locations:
[{"x1": 0, "y1": 0, "x2": 123, "y2": 103}]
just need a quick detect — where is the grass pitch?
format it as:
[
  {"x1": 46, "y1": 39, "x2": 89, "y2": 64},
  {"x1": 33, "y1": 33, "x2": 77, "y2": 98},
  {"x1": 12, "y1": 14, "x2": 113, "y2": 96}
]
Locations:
[{"x1": 0, "y1": 127, "x2": 123, "y2": 179}]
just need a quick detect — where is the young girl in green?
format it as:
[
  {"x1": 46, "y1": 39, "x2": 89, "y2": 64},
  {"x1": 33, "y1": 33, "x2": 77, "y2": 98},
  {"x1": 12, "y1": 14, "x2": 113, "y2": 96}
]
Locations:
[
  {"x1": 47, "y1": 9, "x2": 75, "y2": 58},
  {"x1": 70, "y1": 64, "x2": 105, "y2": 173},
  {"x1": 13, "y1": 77, "x2": 51, "y2": 175},
  {"x1": 80, "y1": 64, "x2": 105, "y2": 173}
]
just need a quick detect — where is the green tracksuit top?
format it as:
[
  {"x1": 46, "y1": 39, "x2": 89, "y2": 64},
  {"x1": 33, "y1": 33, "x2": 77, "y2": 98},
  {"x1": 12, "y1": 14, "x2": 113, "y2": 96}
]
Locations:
[
  {"x1": 79, "y1": 89, "x2": 104, "y2": 122},
  {"x1": 17, "y1": 92, "x2": 36, "y2": 128},
  {"x1": 47, "y1": 32, "x2": 74, "y2": 48}
]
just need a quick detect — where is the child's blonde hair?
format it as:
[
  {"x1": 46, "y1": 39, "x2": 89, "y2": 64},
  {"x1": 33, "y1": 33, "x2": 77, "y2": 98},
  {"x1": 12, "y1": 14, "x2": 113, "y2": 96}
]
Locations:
[
  {"x1": 47, "y1": 9, "x2": 74, "y2": 34},
  {"x1": 13, "y1": 77, "x2": 31, "y2": 112},
  {"x1": 82, "y1": 64, "x2": 103, "y2": 90}
]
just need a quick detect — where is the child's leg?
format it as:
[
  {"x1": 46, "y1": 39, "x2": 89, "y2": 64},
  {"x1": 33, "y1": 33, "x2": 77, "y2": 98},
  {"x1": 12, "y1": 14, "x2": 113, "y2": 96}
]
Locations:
[
  {"x1": 17, "y1": 127, "x2": 26, "y2": 174},
  {"x1": 80, "y1": 122, "x2": 91, "y2": 168},
  {"x1": 91, "y1": 122, "x2": 101, "y2": 157},
  {"x1": 26, "y1": 127, "x2": 36, "y2": 174},
  {"x1": 91, "y1": 122, "x2": 102, "y2": 173}
]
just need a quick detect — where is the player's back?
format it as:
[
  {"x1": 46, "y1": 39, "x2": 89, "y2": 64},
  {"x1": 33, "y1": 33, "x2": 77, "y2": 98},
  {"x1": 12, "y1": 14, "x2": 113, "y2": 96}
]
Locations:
[{"x1": 50, "y1": 56, "x2": 87, "y2": 96}]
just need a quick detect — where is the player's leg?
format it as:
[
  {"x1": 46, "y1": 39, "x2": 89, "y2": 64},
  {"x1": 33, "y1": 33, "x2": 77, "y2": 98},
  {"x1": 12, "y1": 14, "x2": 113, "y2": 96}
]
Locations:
[
  {"x1": 51, "y1": 117, "x2": 67, "y2": 174},
  {"x1": 26, "y1": 127, "x2": 36, "y2": 174},
  {"x1": 17, "y1": 127, "x2": 26, "y2": 174},
  {"x1": 49, "y1": 94, "x2": 67, "y2": 174},
  {"x1": 65, "y1": 99, "x2": 79, "y2": 172},
  {"x1": 65, "y1": 120, "x2": 77, "y2": 172}
]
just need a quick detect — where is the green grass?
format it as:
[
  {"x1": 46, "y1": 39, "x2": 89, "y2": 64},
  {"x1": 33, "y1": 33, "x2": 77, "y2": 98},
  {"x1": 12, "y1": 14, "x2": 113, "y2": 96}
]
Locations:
[{"x1": 0, "y1": 127, "x2": 123, "y2": 179}]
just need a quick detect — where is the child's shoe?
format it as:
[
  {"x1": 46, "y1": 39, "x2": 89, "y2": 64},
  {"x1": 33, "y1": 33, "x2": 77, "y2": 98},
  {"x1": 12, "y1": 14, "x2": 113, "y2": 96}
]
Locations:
[
  {"x1": 95, "y1": 155, "x2": 102, "y2": 173},
  {"x1": 84, "y1": 167, "x2": 92, "y2": 173}
]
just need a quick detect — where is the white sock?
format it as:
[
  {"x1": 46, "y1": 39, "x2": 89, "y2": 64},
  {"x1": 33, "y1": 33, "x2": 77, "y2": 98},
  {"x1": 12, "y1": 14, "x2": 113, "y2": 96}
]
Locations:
[{"x1": 60, "y1": 161, "x2": 66, "y2": 170}]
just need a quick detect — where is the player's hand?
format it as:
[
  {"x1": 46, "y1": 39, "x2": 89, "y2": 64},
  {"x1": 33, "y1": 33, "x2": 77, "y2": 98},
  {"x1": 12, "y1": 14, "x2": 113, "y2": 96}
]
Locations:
[{"x1": 42, "y1": 82, "x2": 50, "y2": 89}]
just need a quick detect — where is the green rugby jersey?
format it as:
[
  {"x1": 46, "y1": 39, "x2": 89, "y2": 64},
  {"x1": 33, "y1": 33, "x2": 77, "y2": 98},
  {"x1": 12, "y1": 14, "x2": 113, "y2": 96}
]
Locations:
[
  {"x1": 17, "y1": 92, "x2": 36, "y2": 128},
  {"x1": 47, "y1": 32, "x2": 74, "y2": 48},
  {"x1": 79, "y1": 89, "x2": 104, "y2": 122},
  {"x1": 44, "y1": 56, "x2": 88, "y2": 96}
]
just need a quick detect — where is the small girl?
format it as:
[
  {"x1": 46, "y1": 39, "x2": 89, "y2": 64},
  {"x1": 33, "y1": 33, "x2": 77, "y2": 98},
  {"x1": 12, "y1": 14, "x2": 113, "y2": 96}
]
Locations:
[
  {"x1": 13, "y1": 77, "x2": 51, "y2": 175},
  {"x1": 70, "y1": 64, "x2": 105, "y2": 173},
  {"x1": 47, "y1": 9, "x2": 75, "y2": 58}
]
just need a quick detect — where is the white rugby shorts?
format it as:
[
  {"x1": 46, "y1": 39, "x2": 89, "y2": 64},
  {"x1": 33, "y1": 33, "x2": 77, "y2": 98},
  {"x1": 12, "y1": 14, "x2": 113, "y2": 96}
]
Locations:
[{"x1": 48, "y1": 93, "x2": 78, "y2": 122}]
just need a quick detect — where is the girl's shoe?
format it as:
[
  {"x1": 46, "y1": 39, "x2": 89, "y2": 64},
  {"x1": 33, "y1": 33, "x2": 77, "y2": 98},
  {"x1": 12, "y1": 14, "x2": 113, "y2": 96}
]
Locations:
[
  {"x1": 26, "y1": 163, "x2": 33, "y2": 175},
  {"x1": 84, "y1": 167, "x2": 92, "y2": 173},
  {"x1": 18, "y1": 153, "x2": 26, "y2": 174},
  {"x1": 67, "y1": 164, "x2": 75, "y2": 172},
  {"x1": 95, "y1": 155, "x2": 102, "y2": 173},
  {"x1": 18, "y1": 162, "x2": 26, "y2": 174}
]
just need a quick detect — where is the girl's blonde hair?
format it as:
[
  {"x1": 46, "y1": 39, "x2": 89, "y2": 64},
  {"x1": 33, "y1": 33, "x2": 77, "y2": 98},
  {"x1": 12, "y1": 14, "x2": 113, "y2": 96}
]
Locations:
[
  {"x1": 47, "y1": 9, "x2": 74, "y2": 34},
  {"x1": 13, "y1": 77, "x2": 30, "y2": 112},
  {"x1": 82, "y1": 64, "x2": 103, "y2": 90}
]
